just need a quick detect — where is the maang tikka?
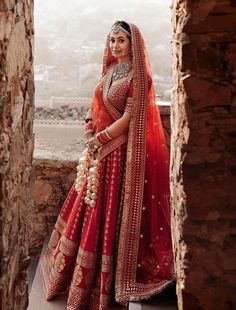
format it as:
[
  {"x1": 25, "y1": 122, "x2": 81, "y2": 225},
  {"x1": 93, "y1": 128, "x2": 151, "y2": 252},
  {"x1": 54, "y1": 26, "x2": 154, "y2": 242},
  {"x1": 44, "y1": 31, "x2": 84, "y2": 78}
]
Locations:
[{"x1": 110, "y1": 24, "x2": 131, "y2": 38}]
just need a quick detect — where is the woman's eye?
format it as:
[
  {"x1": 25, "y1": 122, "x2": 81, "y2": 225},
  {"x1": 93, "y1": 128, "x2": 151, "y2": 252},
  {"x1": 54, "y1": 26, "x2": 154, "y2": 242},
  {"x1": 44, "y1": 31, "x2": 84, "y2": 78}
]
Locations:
[{"x1": 110, "y1": 38, "x2": 125, "y2": 44}]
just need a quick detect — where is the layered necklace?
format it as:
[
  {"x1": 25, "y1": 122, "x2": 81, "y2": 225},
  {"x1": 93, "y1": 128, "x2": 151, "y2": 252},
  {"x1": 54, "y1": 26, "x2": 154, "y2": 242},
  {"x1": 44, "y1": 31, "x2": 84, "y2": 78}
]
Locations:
[{"x1": 112, "y1": 61, "x2": 132, "y2": 81}]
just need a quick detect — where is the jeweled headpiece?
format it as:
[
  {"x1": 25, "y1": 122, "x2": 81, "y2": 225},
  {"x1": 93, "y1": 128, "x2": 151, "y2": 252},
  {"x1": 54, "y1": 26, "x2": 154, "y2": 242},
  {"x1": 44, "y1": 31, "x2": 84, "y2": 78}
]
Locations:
[{"x1": 110, "y1": 23, "x2": 131, "y2": 38}]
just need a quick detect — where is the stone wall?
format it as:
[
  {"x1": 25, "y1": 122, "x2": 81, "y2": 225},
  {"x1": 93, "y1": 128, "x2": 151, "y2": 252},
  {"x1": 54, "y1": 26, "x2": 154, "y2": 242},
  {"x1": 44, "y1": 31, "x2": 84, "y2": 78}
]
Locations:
[
  {"x1": 171, "y1": 1, "x2": 236, "y2": 309},
  {"x1": 0, "y1": 1, "x2": 34, "y2": 310},
  {"x1": 30, "y1": 159, "x2": 77, "y2": 256}
]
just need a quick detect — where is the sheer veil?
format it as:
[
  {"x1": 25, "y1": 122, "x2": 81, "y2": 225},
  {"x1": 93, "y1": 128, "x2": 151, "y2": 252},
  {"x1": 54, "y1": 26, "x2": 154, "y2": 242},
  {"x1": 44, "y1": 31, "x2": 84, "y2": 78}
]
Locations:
[{"x1": 102, "y1": 23, "x2": 174, "y2": 303}]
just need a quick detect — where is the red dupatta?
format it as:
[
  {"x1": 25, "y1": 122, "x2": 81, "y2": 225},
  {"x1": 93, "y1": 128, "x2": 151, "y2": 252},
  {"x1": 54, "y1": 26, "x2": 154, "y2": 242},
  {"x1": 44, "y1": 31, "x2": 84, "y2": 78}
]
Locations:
[{"x1": 93, "y1": 22, "x2": 174, "y2": 303}]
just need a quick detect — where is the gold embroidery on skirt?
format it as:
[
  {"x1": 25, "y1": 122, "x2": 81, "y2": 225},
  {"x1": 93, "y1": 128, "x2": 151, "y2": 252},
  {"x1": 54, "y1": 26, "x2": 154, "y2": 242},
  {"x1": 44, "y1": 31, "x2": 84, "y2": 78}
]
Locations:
[
  {"x1": 73, "y1": 266, "x2": 83, "y2": 286},
  {"x1": 49, "y1": 229, "x2": 60, "y2": 249},
  {"x1": 105, "y1": 272, "x2": 113, "y2": 293},
  {"x1": 101, "y1": 254, "x2": 113, "y2": 273},
  {"x1": 76, "y1": 247, "x2": 97, "y2": 269},
  {"x1": 67, "y1": 286, "x2": 87, "y2": 309},
  {"x1": 54, "y1": 252, "x2": 66, "y2": 273},
  {"x1": 59, "y1": 234, "x2": 78, "y2": 256},
  {"x1": 55, "y1": 215, "x2": 67, "y2": 234}
]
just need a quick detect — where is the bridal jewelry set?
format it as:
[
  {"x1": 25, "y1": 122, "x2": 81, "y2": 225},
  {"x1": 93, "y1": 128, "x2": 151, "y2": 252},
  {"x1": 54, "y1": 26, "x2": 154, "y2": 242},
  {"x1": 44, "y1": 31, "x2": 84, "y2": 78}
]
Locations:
[{"x1": 112, "y1": 61, "x2": 132, "y2": 81}]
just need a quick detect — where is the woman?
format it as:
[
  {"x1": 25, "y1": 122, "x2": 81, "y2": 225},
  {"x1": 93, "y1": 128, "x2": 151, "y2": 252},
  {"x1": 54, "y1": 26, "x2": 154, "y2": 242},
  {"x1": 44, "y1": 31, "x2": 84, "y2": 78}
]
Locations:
[{"x1": 40, "y1": 21, "x2": 174, "y2": 310}]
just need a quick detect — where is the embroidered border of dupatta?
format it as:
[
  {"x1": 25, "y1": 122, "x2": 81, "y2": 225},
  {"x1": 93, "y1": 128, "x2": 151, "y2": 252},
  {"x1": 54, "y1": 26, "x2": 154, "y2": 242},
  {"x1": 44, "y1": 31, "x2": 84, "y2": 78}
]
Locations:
[{"x1": 112, "y1": 24, "x2": 173, "y2": 303}]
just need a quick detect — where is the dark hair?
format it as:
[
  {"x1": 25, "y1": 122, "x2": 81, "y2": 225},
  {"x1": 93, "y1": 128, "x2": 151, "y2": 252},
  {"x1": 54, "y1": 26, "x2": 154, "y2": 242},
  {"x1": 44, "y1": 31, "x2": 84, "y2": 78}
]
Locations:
[{"x1": 112, "y1": 20, "x2": 131, "y2": 37}]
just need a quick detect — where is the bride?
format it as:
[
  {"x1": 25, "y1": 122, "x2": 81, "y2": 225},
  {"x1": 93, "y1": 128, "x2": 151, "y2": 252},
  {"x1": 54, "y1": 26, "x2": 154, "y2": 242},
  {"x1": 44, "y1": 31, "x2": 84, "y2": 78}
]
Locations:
[{"x1": 40, "y1": 20, "x2": 174, "y2": 310}]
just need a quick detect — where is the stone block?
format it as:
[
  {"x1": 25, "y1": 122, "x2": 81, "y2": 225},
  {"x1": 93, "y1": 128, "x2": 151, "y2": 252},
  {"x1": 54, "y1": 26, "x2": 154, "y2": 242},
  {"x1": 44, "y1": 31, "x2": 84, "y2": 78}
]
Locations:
[
  {"x1": 184, "y1": 14, "x2": 236, "y2": 34},
  {"x1": 183, "y1": 76, "x2": 231, "y2": 109}
]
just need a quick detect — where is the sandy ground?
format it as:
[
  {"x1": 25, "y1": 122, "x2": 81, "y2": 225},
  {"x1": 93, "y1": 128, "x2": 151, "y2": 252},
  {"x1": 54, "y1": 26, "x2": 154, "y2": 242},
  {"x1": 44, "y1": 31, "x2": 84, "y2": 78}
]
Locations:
[{"x1": 33, "y1": 120, "x2": 86, "y2": 161}]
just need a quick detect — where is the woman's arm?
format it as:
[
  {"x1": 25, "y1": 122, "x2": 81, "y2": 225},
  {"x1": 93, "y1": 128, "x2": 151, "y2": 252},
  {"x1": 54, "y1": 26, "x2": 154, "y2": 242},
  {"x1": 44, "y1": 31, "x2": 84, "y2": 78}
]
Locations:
[
  {"x1": 87, "y1": 112, "x2": 131, "y2": 151},
  {"x1": 106, "y1": 111, "x2": 131, "y2": 138}
]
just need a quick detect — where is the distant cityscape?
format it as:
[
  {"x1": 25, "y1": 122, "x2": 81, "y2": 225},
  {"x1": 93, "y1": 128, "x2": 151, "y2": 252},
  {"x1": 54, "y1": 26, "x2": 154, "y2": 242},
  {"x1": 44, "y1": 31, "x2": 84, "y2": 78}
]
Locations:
[{"x1": 34, "y1": 0, "x2": 172, "y2": 104}]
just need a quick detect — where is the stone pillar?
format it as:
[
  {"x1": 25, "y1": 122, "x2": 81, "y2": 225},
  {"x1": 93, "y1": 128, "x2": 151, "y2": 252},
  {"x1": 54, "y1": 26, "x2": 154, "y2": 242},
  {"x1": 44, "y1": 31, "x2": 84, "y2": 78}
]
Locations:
[
  {"x1": 0, "y1": 1, "x2": 34, "y2": 309},
  {"x1": 171, "y1": 1, "x2": 236, "y2": 309}
]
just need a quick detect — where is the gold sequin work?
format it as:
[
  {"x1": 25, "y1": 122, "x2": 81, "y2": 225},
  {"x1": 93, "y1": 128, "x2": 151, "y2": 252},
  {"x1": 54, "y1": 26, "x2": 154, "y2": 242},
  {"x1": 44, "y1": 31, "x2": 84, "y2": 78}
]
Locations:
[{"x1": 108, "y1": 75, "x2": 133, "y2": 113}]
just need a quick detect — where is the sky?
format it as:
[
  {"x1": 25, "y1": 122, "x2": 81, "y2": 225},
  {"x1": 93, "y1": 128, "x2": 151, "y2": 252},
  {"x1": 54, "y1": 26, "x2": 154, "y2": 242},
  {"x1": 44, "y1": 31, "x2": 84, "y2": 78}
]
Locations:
[
  {"x1": 34, "y1": 0, "x2": 172, "y2": 49},
  {"x1": 34, "y1": 0, "x2": 173, "y2": 97}
]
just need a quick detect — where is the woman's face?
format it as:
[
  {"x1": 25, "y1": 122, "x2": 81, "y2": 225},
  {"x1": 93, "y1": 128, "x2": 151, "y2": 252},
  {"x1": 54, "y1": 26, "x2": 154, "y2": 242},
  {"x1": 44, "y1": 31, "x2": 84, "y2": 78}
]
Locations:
[{"x1": 109, "y1": 31, "x2": 131, "y2": 62}]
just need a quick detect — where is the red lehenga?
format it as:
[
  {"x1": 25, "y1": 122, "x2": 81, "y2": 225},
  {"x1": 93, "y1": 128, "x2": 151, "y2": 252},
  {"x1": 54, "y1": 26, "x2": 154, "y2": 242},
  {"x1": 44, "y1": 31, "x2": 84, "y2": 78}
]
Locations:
[{"x1": 40, "y1": 23, "x2": 175, "y2": 310}]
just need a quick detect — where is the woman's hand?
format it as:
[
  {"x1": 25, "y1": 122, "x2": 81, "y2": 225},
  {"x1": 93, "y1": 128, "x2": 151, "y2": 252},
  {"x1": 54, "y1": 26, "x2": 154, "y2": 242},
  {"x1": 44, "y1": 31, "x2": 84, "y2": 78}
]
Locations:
[
  {"x1": 84, "y1": 131, "x2": 94, "y2": 141},
  {"x1": 86, "y1": 136, "x2": 101, "y2": 152}
]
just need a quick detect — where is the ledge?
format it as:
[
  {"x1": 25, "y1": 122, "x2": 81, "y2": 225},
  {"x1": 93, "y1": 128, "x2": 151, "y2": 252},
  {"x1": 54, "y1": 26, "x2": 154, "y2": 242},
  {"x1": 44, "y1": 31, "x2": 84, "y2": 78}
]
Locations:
[{"x1": 33, "y1": 103, "x2": 170, "y2": 162}]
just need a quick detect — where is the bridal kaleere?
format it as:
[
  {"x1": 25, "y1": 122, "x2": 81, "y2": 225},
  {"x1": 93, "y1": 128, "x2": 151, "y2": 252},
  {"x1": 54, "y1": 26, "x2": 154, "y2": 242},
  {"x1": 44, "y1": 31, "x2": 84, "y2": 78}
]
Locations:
[{"x1": 40, "y1": 21, "x2": 175, "y2": 310}]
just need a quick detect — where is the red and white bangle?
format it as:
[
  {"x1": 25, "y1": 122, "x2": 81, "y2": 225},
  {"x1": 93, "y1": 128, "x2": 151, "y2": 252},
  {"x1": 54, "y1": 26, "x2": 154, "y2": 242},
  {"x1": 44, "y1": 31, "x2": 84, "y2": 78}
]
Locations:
[
  {"x1": 104, "y1": 129, "x2": 112, "y2": 140},
  {"x1": 85, "y1": 109, "x2": 92, "y2": 123},
  {"x1": 85, "y1": 120, "x2": 93, "y2": 134},
  {"x1": 95, "y1": 128, "x2": 113, "y2": 145}
]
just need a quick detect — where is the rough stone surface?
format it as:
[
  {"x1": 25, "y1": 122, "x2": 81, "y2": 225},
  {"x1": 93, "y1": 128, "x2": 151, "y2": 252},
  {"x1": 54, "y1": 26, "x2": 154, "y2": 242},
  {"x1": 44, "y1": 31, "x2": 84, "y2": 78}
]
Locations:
[
  {"x1": 0, "y1": 1, "x2": 34, "y2": 309},
  {"x1": 30, "y1": 159, "x2": 77, "y2": 256},
  {"x1": 34, "y1": 105, "x2": 87, "y2": 120},
  {"x1": 171, "y1": 1, "x2": 236, "y2": 309}
]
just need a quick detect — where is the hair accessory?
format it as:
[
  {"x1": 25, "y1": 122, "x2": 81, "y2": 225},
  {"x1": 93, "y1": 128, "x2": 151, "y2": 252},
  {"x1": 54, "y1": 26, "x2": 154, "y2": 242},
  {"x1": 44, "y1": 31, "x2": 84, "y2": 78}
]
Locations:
[{"x1": 111, "y1": 24, "x2": 131, "y2": 38}]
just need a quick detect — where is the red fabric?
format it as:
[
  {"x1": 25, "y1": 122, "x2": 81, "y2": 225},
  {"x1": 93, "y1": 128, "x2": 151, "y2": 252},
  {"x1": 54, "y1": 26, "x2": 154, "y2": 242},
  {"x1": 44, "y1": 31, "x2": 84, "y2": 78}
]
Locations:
[
  {"x1": 137, "y1": 99, "x2": 173, "y2": 283},
  {"x1": 92, "y1": 80, "x2": 114, "y2": 133},
  {"x1": 40, "y1": 145, "x2": 128, "y2": 309},
  {"x1": 91, "y1": 73, "x2": 173, "y2": 287}
]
